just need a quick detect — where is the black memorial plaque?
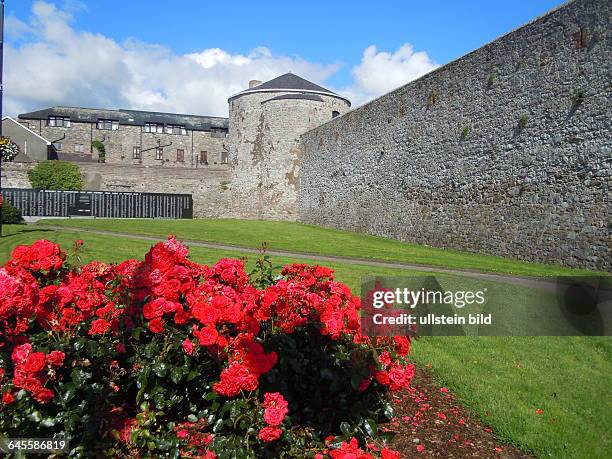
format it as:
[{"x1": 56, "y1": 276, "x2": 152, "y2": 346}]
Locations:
[
  {"x1": 68, "y1": 193, "x2": 92, "y2": 217},
  {"x1": 2, "y1": 189, "x2": 193, "y2": 219}
]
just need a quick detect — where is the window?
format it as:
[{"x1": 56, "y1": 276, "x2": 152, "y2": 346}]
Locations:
[
  {"x1": 133, "y1": 146, "x2": 141, "y2": 159},
  {"x1": 332, "y1": 111, "x2": 340, "y2": 119},
  {"x1": 97, "y1": 119, "x2": 119, "y2": 130},
  {"x1": 165, "y1": 125, "x2": 187, "y2": 135},
  {"x1": 74, "y1": 144, "x2": 84, "y2": 153},
  {"x1": 176, "y1": 149, "x2": 184, "y2": 162},
  {"x1": 200, "y1": 151, "x2": 208, "y2": 164},
  {"x1": 211, "y1": 128, "x2": 227, "y2": 138},
  {"x1": 52, "y1": 142, "x2": 63, "y2": 151},
  {"x1": 144, "y1": 123, "x2": 164, "y2": 133},
  {"x1": 156, "y1": 147, "x2": 163, "y2": 160},
  {"x1": 221, "y1": 151, "x2": 229, "y2": 164},
  {"x1": 47, "y1": 116, "x2": 70, "y2": 127}
]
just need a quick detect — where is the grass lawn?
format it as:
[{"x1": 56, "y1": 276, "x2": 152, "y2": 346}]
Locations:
[
  {"x1": 1, "y1": 224, "x2": 610, "y2": 458},
  {"x1": 35, "y1": 218, "x2": 601, "y2": 277}
]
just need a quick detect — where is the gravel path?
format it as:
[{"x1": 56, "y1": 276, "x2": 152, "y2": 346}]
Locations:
[{"x1": 35, "y1": 224, "x2": 568, "y2": 292}]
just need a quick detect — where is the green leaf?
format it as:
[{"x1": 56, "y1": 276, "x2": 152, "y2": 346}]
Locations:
[
  {"x1": 136, "y1": 368, "x2": 151, "y2": 403},
  {"x1": 73, "y1": 338, "x2": 86, "y2": 352},
  {"x1": 137, "y1": 368, "x2": 150, "y2": 389},
  {"x1": 145, "y1": 342, "x2": 158, "y2": 359},
  {"x1": 329, "y1": 438, "x2": 345, "y2": 449},
  {"x1": 41, "y1": 417, "x2": 57, "y2": 427},
  {"x1": 383, "y1": 403, "x2": 395, "y2": 419},
  {"x1": 203, "y1": 391, "x2": 218, "y2": 401},
  {"x1": 212, "y1": 418, "x2": 224, "y2": 433},
  {"x1": 170, "y1": 367, "x2": 182, "y2": 384},
  {"x1": 350, "y1": 374, "x2": 363, "y2": 390},
  {"x1": 363, "y1": 418, "x2": 377, "y2": 436},
  {"x1": 131, "y1": 327, "x2": 142, "y2": 340},
  {"x1": 153, "y1": 362, "x2": 167, "y2": 377},
  {"x1": 211, "y1": 399, "x2": 220, "y2": 413},
  {"x1": 86, "y1": 340, "x2": 99, "y2": 357},
  {"x1": 339, "y1": 421, "x2": 351, "y2": 435},
  {"x1": 70, "y1": 368, "x2": 91, "y2": 386},
  {"x1": 61, "y1": 383, "x2": 76, "y2": 404},
  {"x1": 187, "y1": 414, "x2": 198, "y2": 422}
]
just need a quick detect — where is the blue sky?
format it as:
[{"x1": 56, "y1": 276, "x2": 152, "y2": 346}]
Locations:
[{"x1": 4, "y1": 0, "x2": 565, "y2": 116}]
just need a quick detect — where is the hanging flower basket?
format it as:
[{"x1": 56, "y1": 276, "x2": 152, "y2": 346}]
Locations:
[{"x1": 0, "y1": 136, "x2": 20, "y2": 161}]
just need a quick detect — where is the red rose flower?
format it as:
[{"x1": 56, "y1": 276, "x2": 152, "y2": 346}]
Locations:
[
  {"x1": 262, "y1": 392, "x2": 289, "y2": 426},
  {"x1": 358, "y1": 378, "x2": 372, "y2": 392},
  {"x1": 11, "y1": 342, "x2": 32, "y2": 364},
  {"x1": 193, "y1": 324, "x2": 218, "y2": 346},
  {"x1": 89, "y1": 319, "x2": 112, "y2": 335},
  {"x1": 32, "y1": 387, "x2": 55, "y2": 403},
  {"x1": 46, "y1": 351, "x2": 65, "y2": 367},
  {"x1": 174, "y1": 308, "x2": 191, "y2": 325},
  {"x1": 24, "y1": 352, "x2": 47, "y2": 373},
  {"x1": 148, "y1": 318, "x2": 165, "y2": 334},
  {"x1": 182, "y1": 339, "x2": 194, "y2": 355},
  {"x1": 143, "y1": 298, "x2": 165, "y2": 319},
  {"x1": 2, "y1": 391, "x2": 15, "y2": 405},
  {"x1": 213, "y1": 363, "x2": 258, "y2": 397},
  {"x1": 381, "y1": 447, "x2": 401, "y2": 459},
  {"x1": 258, "y1": 426, "x2": 282, "y2": 442}
]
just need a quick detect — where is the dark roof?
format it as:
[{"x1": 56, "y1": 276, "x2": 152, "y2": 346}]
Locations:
[
  {"x1": 18, "y1": 106, "x2": 229, "y2": 131},
  {"x1": 229, "y1": 73, "x2": 350, "y2": 105},
  {"x1": 263, "y1": 93, "x2": 324, "y2": 103},
  {"x1": 252, "y1": 73, "x2": 333, "y2": 94}
]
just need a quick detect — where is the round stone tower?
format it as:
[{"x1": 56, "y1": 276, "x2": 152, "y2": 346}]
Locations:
[{"x1": 227, "y1": 73, "x2": 350, "y2": 220}]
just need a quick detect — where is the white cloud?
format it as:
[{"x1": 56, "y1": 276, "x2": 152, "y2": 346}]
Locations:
[
  {"x1": 5, "y1": 15, "x2": 35, "y2": 41},
  {"x1": 4, "y1": 2, "x2": 339, "y2": 117},
  {"x1": 340, "y1": 44, "x2": 439, "y2": 107},
  {"x1": 4, "y1": 1, "x2": 438, "y2": 116}
]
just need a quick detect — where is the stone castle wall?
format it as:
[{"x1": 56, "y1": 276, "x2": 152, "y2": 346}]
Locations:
[
  {"x1": 227, "y1": 91, "x2": 349, "y2": 220},
  {"x1": 299, "y1": 0, "x2": 611, "y2": 270},
  {"x1": 2, "y1": 162, "x2": 232, "y2": 218}
]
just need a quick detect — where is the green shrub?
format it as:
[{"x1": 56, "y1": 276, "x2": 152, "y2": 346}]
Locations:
[
  {"x1": 0, "y1": 238, "x2": 411, "y2": 457},
  {"x1": 92, "y1": 140, "x2": 106, "y2": 163},
  {"x1": 1, "y1": 200, "x2": 24, "y2": 224},
  {"x1": 27, "y1": 160, "x2": 83, "y2": 190}
]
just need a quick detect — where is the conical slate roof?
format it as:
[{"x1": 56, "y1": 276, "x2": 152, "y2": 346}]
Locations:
[
  {"x1": 228, "y1": 73, "x2": 350, "y2": 105},
  {"x1": 251, "y1": 73, "x2": 334, "y2": 94}
]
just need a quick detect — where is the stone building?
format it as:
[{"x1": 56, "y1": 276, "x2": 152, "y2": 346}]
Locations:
[
  {"x1": 17, "y1": 107, "x2": 229, "y2": 167},
  {"x1": 226, "y1": 73, "x2": 351, "y2": 220}
]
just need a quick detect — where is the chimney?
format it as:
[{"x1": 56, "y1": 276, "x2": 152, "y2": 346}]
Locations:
[{"x1": 249, "y1": 80, "x2": 262, "y2": 88}]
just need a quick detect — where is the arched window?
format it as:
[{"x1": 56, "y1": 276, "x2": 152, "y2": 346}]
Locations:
[{"x1": 332, "y1": 111, "x2": 340, "y2": 119}]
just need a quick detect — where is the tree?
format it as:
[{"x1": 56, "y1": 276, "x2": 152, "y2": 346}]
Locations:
[
  {"x1": 92, "y1": 140, "x2": 106, "y2": 163},
  {"x1": 27, "y1": 160, "x2": 84, "y2": 190}
]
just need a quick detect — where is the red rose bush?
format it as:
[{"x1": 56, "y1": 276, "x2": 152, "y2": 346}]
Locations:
[{"x1": 0, "y1": 237, "x2": 414, "y2": 457}]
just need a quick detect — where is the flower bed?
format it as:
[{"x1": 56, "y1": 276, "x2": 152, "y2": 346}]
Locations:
[{"x1": 0, "y1": 237, "x2": 414, "y2": 458}]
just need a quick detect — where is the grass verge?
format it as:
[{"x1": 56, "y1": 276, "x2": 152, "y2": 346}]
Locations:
[
  {"x1": 1, "y1": 224, "x2": 610, "y2": 458},
  {"x1": 36, "y1": 218, "x2": 601, "y2": 277}
]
